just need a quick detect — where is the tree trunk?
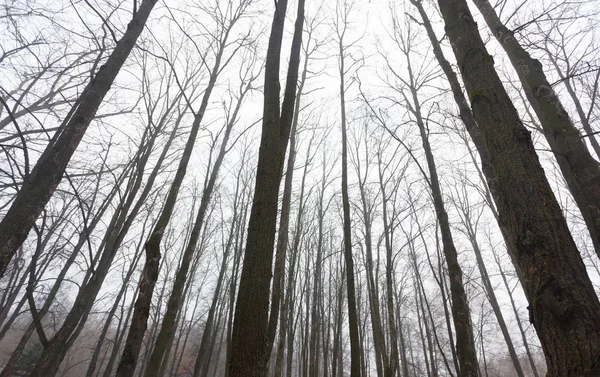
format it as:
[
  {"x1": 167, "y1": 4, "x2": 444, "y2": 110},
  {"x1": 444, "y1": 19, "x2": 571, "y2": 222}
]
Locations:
[
  {"x1": 472, "y1": 0, "x2": 600, "y2": 259},
  {"x1": 227, "y1": 0, "x2": 304, "y2": 375},
  {"x1": 24, "y1": 106, "x2": 174, "y2": 377},
  {"x1": 402, "y1": 38, "x2": 479, "y2": 376},
  {"x1": 0, "y1": 0, "x2": 158, "y2": 277},
  {"x1": 337, "y1": 7, "x2": 361, "y2": 376},
  {"x1": 436, "y1": 0, "x2": 600, "y2": 375},
  {"x1": 457, "y1": 199, "x2": 526, "y2": 377},
  {"x1": 377, "y1": 154, "x2": 401, "y2": 377},
  {"x1": 493, "y1": 253, "x2": 541, "y2": 377}
]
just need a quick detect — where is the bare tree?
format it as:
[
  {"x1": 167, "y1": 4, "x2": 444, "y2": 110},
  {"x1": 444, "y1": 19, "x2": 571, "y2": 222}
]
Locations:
[
  {"x1": 227, "y1": 0, "x2": 305, "y2": 375},
  {"x1": 0, "y1": 0, "x2": 159, "y2": 277},
  {"x1": 436, "y1": 0, "x2": 600, "y2": 375}
]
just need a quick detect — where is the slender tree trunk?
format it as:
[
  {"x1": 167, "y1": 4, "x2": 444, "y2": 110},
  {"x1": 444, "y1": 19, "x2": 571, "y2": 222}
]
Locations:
[
  {"x1": 141, "y1": 65, "x2": 251, "y2": 377},
  {"x1": 472, "y1": 0, "x2": 600, "y2": 258},
  {"x1": 337, "y1": 8, "x2": 361, "y2": 377},
  {"x1": 24, "y1": 112, "x2": 173, "y2": 377},
  {"x1": 267, "y1": 27, "x2": 311, "y2": 357},
  {"x1": 0, "y1": 0, "x2": 158, "y2": 277},
  {"x1": 85, "y1": 250, "x2": 143, "y2": 377},
  {"x1": 102, "y1": 285, "x2": 138, "y2": 377},
  {"x1": 115, "y1": 24, "x2": 235, "y2": 375},
  {"x1": 436, "y1": 1, "x2": 600, "y2": 375},
  {"x1": 457, "y1": 200, "x2": 526, "y2": 377},
  {"x1": 547, "y1": 56, "x2": 600, "y2": 159},
  {"x1": 401, "y1": 39, "x2": 479, "y2": 375},
  {"x1": 227, "y1": 0, "x2": 304, "y2": 375},
  {"x1": 493, "y1": 253, "x2": 541, "y2": 377},
  {"x1": 192, "y1": 206, "x2": 238, "y2": 377},
  {"x1": 377, "y1": 155, "x2": 401, "y2": 377}
]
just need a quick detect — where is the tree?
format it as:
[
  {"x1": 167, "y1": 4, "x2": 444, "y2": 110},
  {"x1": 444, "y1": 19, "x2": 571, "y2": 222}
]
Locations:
[
  {"x1": 436, "y1": 0, "x2": 600, "y2": 375},
  {"x1": 472, "y1": 0, "x2": 600, "y2": 259},
  {"x1": 335, "y1": 1, "x2": 361, "y2": 376},
  {"x1": 227, "y1": 0, "x2": 305, "y2": 375},
  {"x1": 0, "y1": 0, "x2": 158, "y2": 277}
]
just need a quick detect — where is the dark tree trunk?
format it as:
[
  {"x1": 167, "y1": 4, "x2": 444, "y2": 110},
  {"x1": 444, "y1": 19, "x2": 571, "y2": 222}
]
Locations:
[
  {"x1": 0, "y1": 0, "x2": 158, "y2": 277},
  {"x1": 400, "y1": 32, "x2": 479, "y2": 376},
  {"x1": 436, "y1": 0, "x2": 600, "y2": 375},
  {"x1": 337, "y1": 9, "x2": 361, "y2": 377},
  {"x1": 473, "y1": 0, "x2": 600, "y2": 259},
  {"x1": 227, "y1": 0, "x2": 304, "y2": 375}
]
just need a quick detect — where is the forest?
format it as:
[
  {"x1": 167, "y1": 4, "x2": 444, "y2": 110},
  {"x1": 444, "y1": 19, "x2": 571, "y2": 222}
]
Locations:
[{"x1": 0, "y1": 0, "x2": 599, "y2": 376}]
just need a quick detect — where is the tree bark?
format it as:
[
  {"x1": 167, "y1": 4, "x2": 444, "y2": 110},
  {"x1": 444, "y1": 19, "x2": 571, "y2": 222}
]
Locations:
[
  {"x1": 227, "y1": 0, "x2": 304, "y2": 375},
  {"x1": 436, "y1": 0, "x2": 600, "y2": 375},
  {"x1": 472, "y1": 0, "x2": 600, "y2": 259}
]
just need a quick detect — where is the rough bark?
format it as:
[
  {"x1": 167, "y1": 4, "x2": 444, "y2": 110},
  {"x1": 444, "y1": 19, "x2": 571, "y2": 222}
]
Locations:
[
  {"x1": 227, "y1": 0, "x2": 305, "y2": 375},
  {"x1": 473, "y1": 0, "x2": 600, "y2": 259},
  {"x1": 436, "y1": 0, "x2": 600, "y2": 375}
]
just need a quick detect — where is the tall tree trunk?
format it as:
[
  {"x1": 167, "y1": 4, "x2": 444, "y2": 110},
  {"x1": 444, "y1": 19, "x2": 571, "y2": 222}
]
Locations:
[
  {"x1": 85, "y1": 249, "x2": 143, "y2": 377},
  {"x1": 472, "y1": 0, "x2": 600, "y2": 258},
  {"x1": 227, "y1": 0, "x2": 304, "y2": 375},
  {"x1": 337, "y1": 5, "x2": 361, "y2": 376},
  {"x1": 0, "y1": 0, "x2": 158, "y2": 277},
  {"x1": 456, "y1": 197, "x2": 526, "y2": 377},
  {"x1": 114, "y1": 11, "x2": 247, "y2": 375},
  {"x1": 141, "y1": 66, "x2": 251, "y2": 377},
  {"x1": 493, "y1": 253, "x2": 541, "y2": 377},
  {"x1": 545, "y1": 54, "x2": 600, "y2": 159},
  {"x1": 23, "y1": 103, "x2": 177, "y2": 377},
  {"x1": 267, "y1": 24, "x2": 312, "y2": 358},
  {"x1": 436, "y1": 0, "x2": 600, "y2": 375},
  {"x1": 102, "y1": 284, "x2": 138, "y2": 377},
  {"x1": 401, "y1": 37, "x2": 479, "y2": 376},
  {"x1": 377, "y1": 151, "x2": 402, "y2": 377},
  {"x1": 192, "y1": 194, "x2": 240, "y2": 377}
]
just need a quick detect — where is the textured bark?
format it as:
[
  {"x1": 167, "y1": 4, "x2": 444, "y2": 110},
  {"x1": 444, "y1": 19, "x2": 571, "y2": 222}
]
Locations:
[
  {"x1": 473, "y1": 0, "x2": 600, "y2": 259},
  {"x1": 0, "y1": 0, "x2": 157, "y2": 277},
  {"x1": 227, "y1": 0, "x2": 304, "y2": 375},
  {"x1": 437, "y1": 0, "x2": 600, "y2": 375}
]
